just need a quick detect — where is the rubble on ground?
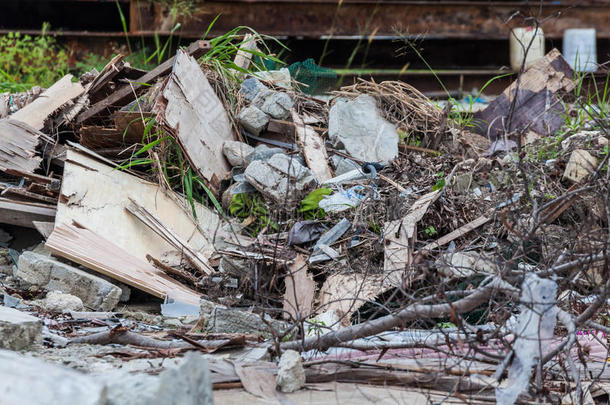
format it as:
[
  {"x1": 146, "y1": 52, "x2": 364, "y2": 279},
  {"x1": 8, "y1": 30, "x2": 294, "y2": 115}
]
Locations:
[{"x1": 0, "y1": 37, "x2": 609, "y2": 405}]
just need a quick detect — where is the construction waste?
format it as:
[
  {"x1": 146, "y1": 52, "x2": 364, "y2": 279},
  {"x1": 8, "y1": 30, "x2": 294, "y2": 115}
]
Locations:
[{"x1": 0, "y1": 35, "x2": 609, "y2": 405}]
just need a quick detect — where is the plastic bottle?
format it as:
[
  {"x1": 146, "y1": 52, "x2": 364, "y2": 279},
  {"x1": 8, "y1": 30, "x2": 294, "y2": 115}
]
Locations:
[
  {"x1": 509, "y1": 27, "x2": 545, "y2": 72},
  {"x1": 563, "y1": 28, "x2": 597, "y2": 72}
]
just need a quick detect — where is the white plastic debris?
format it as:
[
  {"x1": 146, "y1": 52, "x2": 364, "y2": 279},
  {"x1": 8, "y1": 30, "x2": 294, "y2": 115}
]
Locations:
[
  {"x1": 495, "y1": 274, "x2": 558, "y2": 405},
  {"x1": 318, "y1": 186, "x2": 366, "y2": 213}
]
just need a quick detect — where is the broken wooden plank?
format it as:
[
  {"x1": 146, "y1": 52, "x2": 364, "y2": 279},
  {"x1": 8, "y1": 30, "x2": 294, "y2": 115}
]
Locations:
[
  {"x1": 317, "y1": 273, "x2": 386, "y2": 327},
  {"x1": 87, "y1": 54, "x2": 125, "y2": 97},
  {"x1": 419, "y1": 215, "x2": 491, "y2": 254},
  {"x1": 0, "y1": 198, "x2": 56, "y2": 228},
  {"x1": 126, "y1": 199, "x2": 214, "y2": 276},
  {"x1": 232, "y1": 33, "x2": 257, "y2": 79},
  {"x1": 55, "y1": 149, "x2": 220, "y2": 268},
  {"x1": 46, "y1": 221, "x2": 201, "y2": 305},
  {"x1": 383, "y1": 190, "x2": 439, "y2": 286},
  {"x1": 282, "y1": 254, "x2": 315, "y2": 320},
  {"x1": 3, "y1": 169, "x2": 57, "y2": 185},
  {"x1": 12, "y1": 75, "x2": 84, "y2": 131},
  {"x1": 0, "y1": 119, "x2": 48, "y2": 174},
  {"x1": 77, "y1": 40, "x2": 209, "y2": 124},
  {"x1": 155, "y1": 49, "x2": 235, "y2": 195},
  {"x1": 1, "y1": 187, "x2": 58, "y2": 204},
  {"x1": 291, "y1": 110, "x2": 333, "y2": 182},
  {"x1": 32, "y1": 221, "x2": 54, "y2": 239},
  {"x1": 473, "y1": 49, "x2": 574, "y2": 141}
]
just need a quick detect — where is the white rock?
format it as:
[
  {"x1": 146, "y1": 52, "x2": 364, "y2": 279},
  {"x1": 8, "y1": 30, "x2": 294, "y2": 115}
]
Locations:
[
  {"x1": 276, "y1": 350, "x2": 306, "y2": 393},
  {"x1": 223, "y1": 140, "x2": 254, "y2": 167},
  {"x1": 44, "y1": 291, "x2": 84, "y2": 313},
  {"x1": 238, "y1": 105, "x2": 269, "y2": 135},
  {"x1": 0, "y1": 306, "x2": 42, "y2": 350},
  {"x1": 563, "y1": 149, "x2": 598, "y2": 183},
  {"x1": 329, "y1": 95, "x2": 399, "y2": 164}
]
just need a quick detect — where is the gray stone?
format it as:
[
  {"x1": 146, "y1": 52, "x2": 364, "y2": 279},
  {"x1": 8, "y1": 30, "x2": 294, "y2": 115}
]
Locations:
[
  {"x1": 258, "y1": 92, "x2": 294, "y2": 120},
  {"x1": 244, "y1": 144, "x2": 285, "y2": 165},
  {"x1": 101, "y1": 351, "x2": 213, "y2": 405},
  {"x1": 17, "y1": 252, "x2": 122, "y2": 311},
  {"x1": 0, "y1": 349, "x2": 107, "y2": 405},
  {"x1": 44, "y1": 291, "x2": 84, "y2": 313},
  {"x1": 240, "y1": 77, "x2": 270, "y2": 101},
  {"x1": 238, "y1": 105, "x2": 269, "y2": 135},
  {"x1": 244, "y1": 153, "x2": 315, "y2": 203},
  {"x1": 0, "y1": 305, "x2": 42, "y2": 350},
  {"x1": 223, "y1": 140, "x2": 255, "y2": 167},
  {"x1": 328, "y1": 95, "x2": 399, "y2": 164},
  {"x1": 200, "y1": 299, "x2": 288, "y2": 337},
  {"x1": 276, "y1": 350, "x2": 306, "y2": 393}
]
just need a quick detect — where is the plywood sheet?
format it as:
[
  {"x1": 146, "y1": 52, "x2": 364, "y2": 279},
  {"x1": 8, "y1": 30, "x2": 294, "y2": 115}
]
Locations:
[
  {"x1": 0, "y1": 119, "x2": 44, "y2": 174},
  {"x1": 12, "y1": 75, "x2": 84, "y2": 130},
  {"x1": 156, "y1": 49, "x2": 234, "y2": 195},
  {"x1": 46, "y1": 221, "x2": 201, "y2": 305},
  {"x1": 56, "y1": 149, "x2": 220, "y2": 267}
]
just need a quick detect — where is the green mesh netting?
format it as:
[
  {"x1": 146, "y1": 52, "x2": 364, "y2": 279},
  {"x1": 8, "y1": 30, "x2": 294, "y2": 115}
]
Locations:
[{"x1": 288, "y1": 58, "x2": 337, "y2": 95}]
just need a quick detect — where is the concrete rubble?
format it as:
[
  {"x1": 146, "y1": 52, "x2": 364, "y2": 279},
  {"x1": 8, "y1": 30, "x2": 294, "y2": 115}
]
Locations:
[{"x1": 0, "y1": 40, "x2": 608, "y2": 405}]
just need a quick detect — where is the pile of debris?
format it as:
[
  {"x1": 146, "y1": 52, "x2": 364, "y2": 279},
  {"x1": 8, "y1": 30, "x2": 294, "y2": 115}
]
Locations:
[{"x1": 1, "y1": 35, "x2": 609, "y2": 404}]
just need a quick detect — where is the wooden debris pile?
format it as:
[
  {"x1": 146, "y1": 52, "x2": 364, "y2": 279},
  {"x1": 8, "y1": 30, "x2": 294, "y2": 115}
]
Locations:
[{"x1": 0, "y1": 41, "x2": 609, "y2": 403}]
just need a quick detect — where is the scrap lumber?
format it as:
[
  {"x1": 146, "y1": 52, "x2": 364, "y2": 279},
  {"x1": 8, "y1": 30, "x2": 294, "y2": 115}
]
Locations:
[
  {"x1": 86, "y1": 54, "x2": 125, "y2": 98},
  {"x1": 232, "y1": 33, "x2": 257, "y2": 79},
  {"x1": 77, "y1": 40, "x2": 210, "y2": 124},
  {"x1": 473, "y1": 48, "x2": 574, "y2": 141},
  {"x1": 45, "y1": 221, "x2": 201, "y2": 305},
  {"x1": 55, "y1": 149, "x2": 220, "y2": 268},
  {"x1": 126, "y1": 199, "x2": 214, "y2": 276},
  {"x1": 12, "y1": 75, "x2": 85, "y2": 131},
  {"x1": 317, "y1": 273, "x2": 386, "y2": 327},
  {"x1": 291, "y1": 110, "x2": 333, "y2": 182},
  {"x1": 0, "y1": 119, "x2": 49, "y2": 174},
  {"x1": 156, "y1": 49, "x2": 235, "y2": 195},
  {"x1": 282, "y1": 254, "x2": 315, "y2": 320},
  {"x1": 419, "y1": 215, "x2": 491, "y2": 253},
  {"x1": 383, "y1": 190, "x2": 439, "y2": 286},
  {"x1": 32, "y1": 221, "x2": 54, "y2": 239},
  {"x1": 0, "y1": 198, "x2": 56, "y2": 228}
]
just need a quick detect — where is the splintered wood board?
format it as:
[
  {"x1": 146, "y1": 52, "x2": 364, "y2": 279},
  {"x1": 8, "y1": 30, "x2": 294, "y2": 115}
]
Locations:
[
  {"x1": 292, "y1": 110, "x2": 333, "y2": 182},
  {"x1": 156, "y1": 49, "x2": 234, "y2": 195},
  {"x1": 0, "y1": 119, "x2": 44, "y2": 174},
  {"x1": 46, "y1": 222, "x2": 201, "y2": 305},
  {"x1": 317, "y1": 273, "x2": 387, "y2": 327},
  {"x1": 0, "y1": 198, "x2": 56, "y2": 228},
  {"x1": 12, "y1": 75, "x2": 84, "y2": 131},
  {"x1": 383, "y1": 190, "x2": 439, "y2": 285},
  {"x1": 282, "y1": 254, "x2": 315, "y2": 320},
  {"x1": 56, "y1": 149, "x2": 220, "y2": 267}
]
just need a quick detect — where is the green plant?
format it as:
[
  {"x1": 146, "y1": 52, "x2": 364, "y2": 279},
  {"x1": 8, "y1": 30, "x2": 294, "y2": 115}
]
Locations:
[
  {"x1": 424, "y1": 226, "x2": 437, "y2": 237},
  {"x1": 229, "y1": 193, "x2": 276, "y2": 236},
  {"x1": 0, "y1": 24, "x2": 69, "y2": 91},
  {"x1": 432, "y1": 172, "x2": 445, "y2": 191},
  {"x1": 307, "y1": 319, "x2": 327, "y2": 336},
  {"x1": 299, "y1": 188, "x2": 331, "y2": 220}
]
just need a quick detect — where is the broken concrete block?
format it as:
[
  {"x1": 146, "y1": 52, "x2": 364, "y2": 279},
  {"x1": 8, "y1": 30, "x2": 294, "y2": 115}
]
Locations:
[
  {"x1": 563, "y1": 149, "x2": 598, "y2": 183},
  {"x1": 328, "y1": 95, "x2": 399, "y2": 164},
  {"x1": 0, "y1": 349, "x2": 106, "y2": 405},
  {"x1": 240, "y1": 77, "x2": 271, "y2": 101},
  {"x1": 238, "y1": 105, "x2": 269, "y2": 135},
  {"x1": 330, "y1": 155, "x2": 361, "y2": 176},
  {"x1": 276, "y1": 350, "x2": 306, "y2": 393},
  {"x1": 244, "y1": 153, "x2": 315, "y2": 203},
  {"x1": 258, "y1": 92, "x2": 294, "y2": 120},
  {"x1": 200, "y1": 299, "x2": 288, "y2": 337},
  {"x1": 245, "y1": 144, "x2": 285, "y2": 165},
  {"x1": 101, "y1": 352, "x2": 213, "y2": 405},
  {"x1": 44, "y1": 291, "x2": 84, "y2": 313},
  {"x1": 223, "y1": 140, "x2": 254, "y2": 167},
  {"x1": 0, "y1": 306, "x2": 42, "y2": 350},
  {"x1": 17, "y1": 252, "x2": 122, "y2": 311}
]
